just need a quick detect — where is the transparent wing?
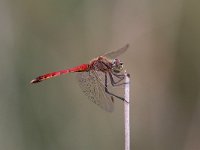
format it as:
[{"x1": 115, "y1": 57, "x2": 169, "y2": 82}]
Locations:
[
  {"x1": 76, "y1": 70, "x2": 114, "y2": 112},
  {"x1": 103, "y1": 44, "x2": 129, "y2": 59}
]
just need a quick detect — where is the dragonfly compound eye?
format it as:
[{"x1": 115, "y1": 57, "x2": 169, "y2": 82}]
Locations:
[{"x1": 112, "y1": 59, "x2": 123, "y2": 73}]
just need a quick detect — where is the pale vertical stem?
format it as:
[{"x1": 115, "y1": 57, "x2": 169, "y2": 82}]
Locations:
[{"x1": 124, "y1": 72, "x2": 130, "y2": 150}]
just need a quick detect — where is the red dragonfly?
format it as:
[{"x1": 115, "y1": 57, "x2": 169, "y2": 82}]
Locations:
[{"x1": 31, "y1": 44, "x2": 129, "y2": 112}]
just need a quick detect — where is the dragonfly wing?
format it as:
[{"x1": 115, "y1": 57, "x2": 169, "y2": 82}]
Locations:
[
  {"x1": 103, "y1": 44, "x2": 129, "y2": 59},
  {"x1": 76, "y1": 70, "x2": 114, "y2": 112}
]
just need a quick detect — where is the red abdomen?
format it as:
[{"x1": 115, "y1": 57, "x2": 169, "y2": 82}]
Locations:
[{"x1": 30, "y1": 64, "x2": 89, "y2": 84}]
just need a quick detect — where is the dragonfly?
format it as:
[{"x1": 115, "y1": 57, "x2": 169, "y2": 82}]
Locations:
[{"x1": 30, "y1": 44, "x2": 129, "y2": 112}]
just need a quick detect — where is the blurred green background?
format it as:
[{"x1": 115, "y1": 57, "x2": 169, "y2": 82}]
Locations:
[{"x1": 1, "y1": 0, "x2": 200, "y2": 150}]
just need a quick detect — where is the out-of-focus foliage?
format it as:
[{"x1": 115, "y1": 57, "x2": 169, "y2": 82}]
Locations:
[{"x1": 0, "y1": 0, "x2": 200, "y2": 150}]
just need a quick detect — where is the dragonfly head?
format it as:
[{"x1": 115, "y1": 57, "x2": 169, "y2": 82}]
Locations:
[{"x1": 112, "y1": 58, "x2": 123, "y2": 73}]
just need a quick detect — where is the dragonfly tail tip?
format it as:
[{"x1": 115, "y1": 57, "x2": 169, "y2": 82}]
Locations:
[{"x1": 30, "y1": 79, "x2": 41, "y2": 84}]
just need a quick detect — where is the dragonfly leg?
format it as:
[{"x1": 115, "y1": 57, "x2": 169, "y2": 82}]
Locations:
[
  {"x1": 109, "y1": 72, "x2": 129, "y2": 86},
  {"x1": 105, "y1": 73, "x2": 128, "y2": 103},
  {"x1": 113, "y1": 73, "x2": 125, "y2": 79},
  {"x1": 100, "y1": 61, "x2": 126, "y2": 84}
]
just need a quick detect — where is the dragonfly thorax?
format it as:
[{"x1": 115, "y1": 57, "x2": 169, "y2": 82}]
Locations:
[{"x1": 111, "y1": 58, "x2": 123, "y2": 73}]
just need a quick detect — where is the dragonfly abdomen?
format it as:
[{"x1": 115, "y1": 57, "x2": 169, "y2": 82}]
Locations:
[
  {"x1": 30, "y1": 70, "x2": 68, "y2": 83},
  {"x1": 30, "y1": 64, "x2": 89, "y2": 84}
]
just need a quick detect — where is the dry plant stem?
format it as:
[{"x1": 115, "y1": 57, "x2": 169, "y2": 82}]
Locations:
[{"x1": 124, "y1": 72, "x2": 130, "y2": 150}]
